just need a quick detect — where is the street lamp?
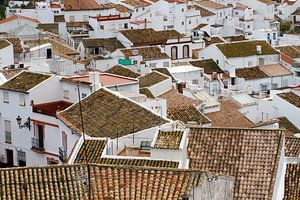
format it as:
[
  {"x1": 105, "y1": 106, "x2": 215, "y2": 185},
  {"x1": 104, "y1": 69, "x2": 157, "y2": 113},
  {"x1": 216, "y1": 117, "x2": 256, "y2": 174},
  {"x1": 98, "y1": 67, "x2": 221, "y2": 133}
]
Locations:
[{"x1": 16, "y1": 116, "x2": 31, "y2": 130}]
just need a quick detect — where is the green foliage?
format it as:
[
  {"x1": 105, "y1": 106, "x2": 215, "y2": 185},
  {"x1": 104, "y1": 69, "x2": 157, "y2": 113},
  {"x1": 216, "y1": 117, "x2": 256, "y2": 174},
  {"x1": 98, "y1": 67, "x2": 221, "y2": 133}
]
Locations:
[
  {"x1": 280, "y1": 21, "x2": 292, "y2": 34},
  {"x1": 0, "y1": 6, "x2": 5, "y2": 20}
]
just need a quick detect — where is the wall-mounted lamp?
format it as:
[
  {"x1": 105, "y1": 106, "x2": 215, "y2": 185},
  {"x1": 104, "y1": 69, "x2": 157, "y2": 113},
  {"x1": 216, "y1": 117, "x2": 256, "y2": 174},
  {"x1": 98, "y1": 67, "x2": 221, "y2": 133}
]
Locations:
[{"x1": 16, "y1": 116, "x2": 31, "y2": 130}]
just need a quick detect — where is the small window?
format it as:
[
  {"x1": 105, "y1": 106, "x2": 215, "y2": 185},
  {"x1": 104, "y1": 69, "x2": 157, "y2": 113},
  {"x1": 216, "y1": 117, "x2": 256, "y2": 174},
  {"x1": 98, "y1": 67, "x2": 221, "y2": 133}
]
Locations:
[
  {"x1": 4, "y1": 120, "x2": 12, "y2": 144},
  {"x1": 273, "y1": 32, "x2": 277, "y2": 40},
  {"x1": 3, "y1": 91, "x2": 9, "y2": 103},
  {"x1": 183, "y1": 45, "x2": 189, "y2": 58},
  {"x1": 261, "y1": 84, "x2": 268, "y2": 91},
  {"x1": 100, "y1": 25, "x2": 104, "y2": 29},
  {"x1": 19, "y1": 94, "x2": 25, "y2": 106},
  {"x1": 17, "y1": 150, "x2": 26, "y2": 166},
  {"x1": 63, "y1": 90, "x2": 69, "y2": 99},
  {"x1": 82, "y1": 93, "x2": 87, "y2": 98},
  {"x1": 150, "y1": 63, "x2": 156, "y2": 68},
  {"x1": 182, "y1": 21, "x2": 184, "y2": 25},
  {"x1": 192, "y1": 79, "x2": 199, "y2": 85},
  {"x1": 124, "y1": 23, "x2": 128, "y2": 29},
  {"x1": 182, "y1": 8, "x2": 184, "y2": 12},
  {"x1": 248, "y1": 61, "x2": 253, "y2": 67},
  {"x1": 163, "y1": 62, "x2": 169, "y2": 67},
  {"x1": 189, "y1": 20, "x2": 191, "y2": 24}
]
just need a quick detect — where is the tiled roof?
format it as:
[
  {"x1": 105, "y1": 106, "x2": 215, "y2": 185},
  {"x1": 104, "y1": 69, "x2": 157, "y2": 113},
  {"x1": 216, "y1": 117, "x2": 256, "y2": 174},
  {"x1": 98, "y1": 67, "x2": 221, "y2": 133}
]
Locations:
[
  {"x1": 159, "y1": 89, "x2": 201, "y2": 108},
  {"x1": 121, "y1": 0, "x2": 151, "y2": 7},
  {"x1": 276, "y1": 45, "x2": 300, "y2": 58},
  {"x1": 204, "y1": 36, "x2": 224, "y2": 47},
  {"x1": 58, "y1": 88, "x2": 168, "y2": 138},
  {"x1": 152, "y1": 68, "x2": 176, "y2": 81},
  {"x1": 86, "y1": 157, "x2": 179, "y2": 168},
  {"x1": 139, "y1": 71, "x2": 169, "y2": 88},
  {"x1": 0, "y1": 40, "x2": 10, "y2": 49},
  {"x1": 33, "y1": 101, "x2": 73, "y2": 117},
  {"x1": 139, "y1": 87, "x2": 155, "y2": 98},
  {"x1": 259, "y1": 64, "x2": 292, "y2": 77},
  {"x1": 285, "y1": 137, "x2": 300, "y2": 157},
  {"x1": 0, "y1": 71, "x2": 51, "y2": 93},
  {"x1": 0, "y1": 68, "x2": 28, "y2": 80},
  {"x1": 106, "y1": 65, "x2": 140, "y2": 78},
  {"x1": 120, "y1": 28, "x2": 183, "y2": 46},
  {"x1": 277, "y1": 92, "x2": 300, "y2": 108},
  {"x1": 5, "y1": 37, "x2": 23, "y2": 53},
  {"x1": 189, "y1": 59, "x2": 223, "y2": 74},
  {"x1": 38, "y1": 23, "x2": 59, "y2": 34},
  {"x1": 0, "y1": 164, "x2": 202, "y2": 200},
  {"x1": 292, "y1": 8, "x2": 300, "y2": 15},
  {"x1": 0, "y1": 15, "x2": 39, "y2": 25},
  {"x1": 120, "y1": 46, "x2": 170, "y2": 61},
  {"x1": 187, "y1": 5, "x2": 215, "y2": 17},
  {"x1": 154, "y1": 130, "x2": 183, "y2": 149},
  {"x1": 279, "y1": 117, "x2": 300, "y2": 135},
  {"x1": 216, "y1": 40, "x2": 279, "y2": 58},
  {"x1": 206, "y1": 100, "x2": 253, "y2": 128},
  {"x1": 192, "y1": 23, "x2": 208, "y2": 30},
  {"x1": 236, "y1": 66, "x2": 269, "y2": 80},
  {"x1": 197, "y1": 0, "x2": 232, "y2": 10},
  {"x1": 168, "y1": 106, "x2": 211, "y2": 124},
  {"x1": 188, "y1": 127, "x2": 284, "y2": 200},
  {"x1": 284, "y1": 164, "x2": 300, "y2": 199},
  {"x1": 223, "y1": 35, "x2": 247, "y2": 42},
  {"x1": 258, "y1": 0, "x2": 274, "y2": 4},
  {"x1": 81, "y1": 38, "x2": 125, "y2": 52},
  {"x1": 61, "y1": 0, "x2": 102, "y2": 11},
  {"x1": 74, "y1": 139, "x2": 107, "y2": 163}
]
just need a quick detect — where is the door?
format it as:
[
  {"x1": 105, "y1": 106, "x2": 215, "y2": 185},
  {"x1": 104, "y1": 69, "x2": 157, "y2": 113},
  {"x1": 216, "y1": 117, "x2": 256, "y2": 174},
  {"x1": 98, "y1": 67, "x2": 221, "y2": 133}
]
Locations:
[
  {"x1": 38, "y1": 125, "x2": 44, "y2": 148},
  {"x1": 6, "y1": 149, "x2": 13, "y2": 166},
  {"x1": 294, "y1": 16, "x2": 297, "y2": 23},
  {"x1": 46, "y1": 49, "x2": 52, "y2": 59}
]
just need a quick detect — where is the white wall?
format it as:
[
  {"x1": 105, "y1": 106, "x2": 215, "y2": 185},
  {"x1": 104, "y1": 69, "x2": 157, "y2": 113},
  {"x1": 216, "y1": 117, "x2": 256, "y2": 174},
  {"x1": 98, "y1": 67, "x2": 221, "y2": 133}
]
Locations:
[
  {"x1": 0, "y1": 44, "x2": 14, "y2": 69},
  {"x1": 148, "y1": 77, "x2": 172, "y2": 97}
]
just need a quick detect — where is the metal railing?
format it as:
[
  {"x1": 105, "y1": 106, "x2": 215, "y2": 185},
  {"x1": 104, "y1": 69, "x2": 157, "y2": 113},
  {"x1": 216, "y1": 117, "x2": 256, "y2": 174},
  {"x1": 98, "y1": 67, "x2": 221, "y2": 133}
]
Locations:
[{"x1": 59, "y1": 147, "x2": 67, "y2": 162}]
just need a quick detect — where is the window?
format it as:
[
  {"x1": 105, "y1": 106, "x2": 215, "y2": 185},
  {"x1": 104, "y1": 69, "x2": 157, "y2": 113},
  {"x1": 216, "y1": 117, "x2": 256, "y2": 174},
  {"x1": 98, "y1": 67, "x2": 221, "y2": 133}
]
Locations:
[
  {"x1": 163, "y1": 62, "x2": 169, "y2": 67},
  {"x1": 182, "y1": 21, "x2": 184, "y2": 25},
  {"x1": 19, "y1": 94, "x2": 25, "y2": 106},
  {"x1": 273, "y1": 32, "x2": 277, "y2": 40},
  {"x1": 17, "y1": 150, "x2": 26, "y2": 166},
  {"x1": 69, "y1": 16, "x2": 75, "y2": 22},
  {"x1": 63, "y1": 90, "x2": 69, "y2": 99},
  {"x1": 248, "y1": 61, "x2": 253, "y2": 67},
  {"x1": 124, "y1": 23, "x2": 128, "y2": 29},
  {"x1": 189, "y1": 20, "x2": 191, "y2": 24},
  {"x1": 100, "y1": 25, "x2": 104, "y2": 29},
  {"x1": 82, "y1": 93, "x2": 87, "y2": 98},
  {"x1": 4, "y1": 120, "x2": 11, "y2": 144},
  {"x1": 3, "y1": 91, "x2": 9, "y2": 103},
  {"x1": 183, "y1": 45, "x2": 189, "y2": 58},
  {"x1": 272, "y1": 83, "x2": 278, "y2": 89},
  {"x1": 171, "y1": 46, "x2": 178, "y2": 60},
  {"x1": 150, "y1": 63, "x2": 156, "y2": 68},
  {"x1": 192, "y1": 79, "x2": 198, "y2": 85},
  {"x1": 261, "y1": 84, "x2": 268, "y2": 91}
]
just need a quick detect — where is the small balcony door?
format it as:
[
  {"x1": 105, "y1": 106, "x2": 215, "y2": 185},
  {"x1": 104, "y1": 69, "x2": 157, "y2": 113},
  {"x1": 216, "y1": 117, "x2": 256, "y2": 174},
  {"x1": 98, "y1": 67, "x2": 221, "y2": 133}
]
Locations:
[
  {"x1": 6, "y1": 149, "x2": 14, "y2": 166},
  {"x1": 38, "y1": 125, "x2": 44, "y2": 148}
]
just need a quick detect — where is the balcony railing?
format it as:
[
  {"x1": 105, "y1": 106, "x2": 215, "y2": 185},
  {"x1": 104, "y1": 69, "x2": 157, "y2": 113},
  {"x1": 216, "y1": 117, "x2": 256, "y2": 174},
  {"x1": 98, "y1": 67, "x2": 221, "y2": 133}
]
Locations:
[
  {"x1": 59, "y1": 147, "x2": 67, "y2": 162},
  {"x1": 31, "y1": 138, "x2": 44, "y2": 151}
]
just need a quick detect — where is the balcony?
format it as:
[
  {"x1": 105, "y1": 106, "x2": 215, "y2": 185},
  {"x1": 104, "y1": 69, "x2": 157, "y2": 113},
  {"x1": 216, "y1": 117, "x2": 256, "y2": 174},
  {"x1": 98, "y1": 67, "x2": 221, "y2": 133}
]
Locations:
[
  {"x1": 59, "y1": 147, "x2": 67, "y2": 162},
  {"x1": 31, "y1": 138, "x2": 45, "y2": 151}
]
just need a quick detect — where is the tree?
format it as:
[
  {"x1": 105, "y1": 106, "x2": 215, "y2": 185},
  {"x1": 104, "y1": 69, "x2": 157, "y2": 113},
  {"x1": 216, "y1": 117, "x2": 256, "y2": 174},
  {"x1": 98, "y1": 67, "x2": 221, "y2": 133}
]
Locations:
[{"x1": 280, "y1": 21, "x2": 292, "y2": 34}]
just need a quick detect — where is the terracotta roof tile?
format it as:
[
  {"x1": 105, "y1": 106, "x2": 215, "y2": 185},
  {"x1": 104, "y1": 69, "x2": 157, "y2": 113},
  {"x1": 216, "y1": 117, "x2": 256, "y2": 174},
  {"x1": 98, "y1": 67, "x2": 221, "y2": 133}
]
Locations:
[
  {"x1": 189, "y1": 59, "x2": 223, "y2": 74},
  {"x1": 54, "y1": 15, "x2": 65, "y2": 22},
  {"x1": 152, "y1": 68, "x2": 176, "y2": 81},
  {"x1": 197, "y1": 0, "x2": 232, "y2": 10},
  {"x1": 276, "y1": 45, "x2": 300, "y2": 58},
  {"x1": 120, "y1": 46, "x2": 169, "y2": 61},
  {"x1": 0, "y1": 15, "x2": 39, "y2": 25},
  {"x1": 204, "y1": 36, "x2": 224, "y2": 47},
  {"x1": 284, "y1": 164, "x2": 300, "y2": 199},
  {"x1": 217, "y1": 40, "x2": 279, "y2": 58},
  {"x1": 61, "y1": 0, "x2": 102, "y2": 11},
  {"x1": 206, "y1": 100, "x2": 253, "y2": 128},
  {"x1": 236, "y1": 66, "x2": 269, "y2": 80},
  {"x1": 0, "y1": 39, "x2": 11, "y2": 49},
  {"x1": 277, "y1": 92, "x2": 300, "y2": 108},
  {"x1": 33, "y1": 101, "x2": 73, "y2": 117},
  {"x1": 223, "y1": 35, "x2": 247, "y2": 42},
  {"x1": 58, "y1": 88, "x2": 168, "y2": 138},
  {"x1": 4, "y1": 37, "x2": 22, "y2": 53},
  {"x1": 168, "y1": 106, "x2": 211, "y2": 124},
  {"x1": 38, "y1": 23, "x2": 59, "y2": 34},
  {"x1": 154, "y1": 130, "x2": 183, "y2": 149},
  {"x1": 279, "y1": 117, "x2": 300, "y2": 135},
  {"x1": 188, "y1": 127, "x2": 284, "y2": 200},
  {"x1": 82, "y1": 38, "x2": 125, "y2": 52},
  {"x1": 285, "y1": 137, "x2": 300, "y2": 157},
  {"x1": 83, "y1": 157, "x2": 179, "y2": 168},
  {"x1": 0, "y1": 164, "x2": 202, "y2": 199},
  {"x1": 139, "y1": 71, "x2": 169, "y2": 88},
  {"x1": 106, "y1": 65, "x2": 140, "y2": 78},
  {"x1": 0, "y1": 68, "x2": 28, "y2": 80},
  {"x1": 120, "y1": 28, "x2": 183, "y2": 46},
  {"x1": 139, "y1": 87, "x2": 155, "y2": 98},
  {"x1": 0, "y1": 71, "x2": 51, "y2": 93},
  {"x1": 121, "y1": 0, "x2": 151, "y2": 7},
  {"x1": 159, "y1": 89, "x2": 201, "y2": 108},
  {"x1": 74, "y1": 139, "x2": 107, "y2": 163}
]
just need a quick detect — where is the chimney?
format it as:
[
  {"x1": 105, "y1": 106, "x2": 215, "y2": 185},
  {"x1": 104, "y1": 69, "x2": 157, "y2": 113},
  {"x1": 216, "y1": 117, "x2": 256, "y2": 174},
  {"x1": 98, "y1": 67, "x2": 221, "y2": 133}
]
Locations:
[
  {"x1": 89, "y1": 71, "x2": 100, "y2": 91},
  {"x1": 256, "y1": 45, "x2": 262, "y2": 55}
]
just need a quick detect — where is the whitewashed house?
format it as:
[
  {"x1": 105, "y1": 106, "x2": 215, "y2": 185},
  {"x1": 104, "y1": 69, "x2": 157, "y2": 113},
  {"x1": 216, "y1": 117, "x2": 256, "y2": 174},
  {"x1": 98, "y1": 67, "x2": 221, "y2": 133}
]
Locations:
[
  {"x1": 0, "y1": 15, "x2": 39, "y2": 33},
  {"x1": 0, "y1": 40, "x2": 14, "y2": 70},
  {"x1": 232, "y1": 3, "x2": 254, "y2": 35}
]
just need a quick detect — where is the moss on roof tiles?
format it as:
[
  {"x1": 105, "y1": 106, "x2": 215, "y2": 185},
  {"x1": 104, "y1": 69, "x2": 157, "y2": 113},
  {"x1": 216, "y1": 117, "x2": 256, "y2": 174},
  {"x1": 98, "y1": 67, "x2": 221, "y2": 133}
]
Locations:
[
  {"x1": 279, "y1": 117, "x2": 300, "y2": 135},
  {"x1": 189, "y1": 59, "x2": 223, "y2": 74},
  {"x1": 139, "y1": 71, "x2": 169, "y2": 88},
  {"x1": 0, "y1": 40, "x2": 10, "y2": 49},
  {"x1": 216, "y1": 40, "x2": 279, "y2": 58},
  {"x1": 236, "y1": 66, "x2": 269, "y2": 80},
  {"x1": 58, "y1": 88, "x2": 168, "y2": 138},
  {"x1": 0, "y1": 71, "x2": 51, "y2": 92},
  {"x1": 106, "y1": 65, "x2": 140, "y2": 78}
]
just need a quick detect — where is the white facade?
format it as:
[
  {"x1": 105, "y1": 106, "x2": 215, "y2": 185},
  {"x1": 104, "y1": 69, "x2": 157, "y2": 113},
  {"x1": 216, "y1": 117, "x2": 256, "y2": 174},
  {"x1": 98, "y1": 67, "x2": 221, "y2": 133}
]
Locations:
[{"x1": 0, "y1": 42, "x2": 14, "y2": 69}]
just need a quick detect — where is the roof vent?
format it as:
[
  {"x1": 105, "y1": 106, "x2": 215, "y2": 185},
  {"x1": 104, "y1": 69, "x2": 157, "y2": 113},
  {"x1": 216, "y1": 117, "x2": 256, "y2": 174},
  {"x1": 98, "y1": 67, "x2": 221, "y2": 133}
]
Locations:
[{"x1": 256, "y1": 45, "x2": 262, "y2": 55}]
